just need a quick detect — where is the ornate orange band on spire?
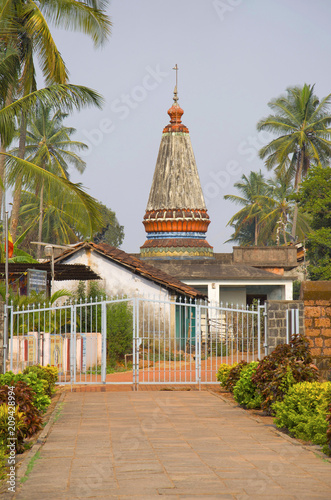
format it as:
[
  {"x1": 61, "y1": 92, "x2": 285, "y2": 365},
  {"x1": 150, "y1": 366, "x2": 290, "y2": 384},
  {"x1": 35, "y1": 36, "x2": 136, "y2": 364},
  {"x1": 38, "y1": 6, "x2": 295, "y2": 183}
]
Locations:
[{"x1": 143, "y1": 209, "x2": 210, "y2": 233}]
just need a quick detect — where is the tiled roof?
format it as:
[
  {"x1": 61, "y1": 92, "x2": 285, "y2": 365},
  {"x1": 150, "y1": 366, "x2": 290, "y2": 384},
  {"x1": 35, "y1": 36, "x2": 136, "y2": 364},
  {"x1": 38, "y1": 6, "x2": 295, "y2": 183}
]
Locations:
[
  {"x1": 54, "y1": 242, "x2": 206, "y2": 299},
  {"x1": 0, "y1": 263, "x2": 100, "y2": 281},
  {"x1": 140, "y1": 259, "x2": 293, "y2": 281}
]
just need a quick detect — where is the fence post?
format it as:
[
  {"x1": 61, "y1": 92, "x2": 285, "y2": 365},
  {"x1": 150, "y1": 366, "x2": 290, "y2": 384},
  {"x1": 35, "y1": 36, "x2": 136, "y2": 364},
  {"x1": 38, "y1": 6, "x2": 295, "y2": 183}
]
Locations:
[
  {"x1": 101, "y1": 301, "x2": 107, "y2": 384},
  {"x1": 264, "y1": 303, "x2": 268, "y2": 357},
  {"x1": 196, "y1": 302, "x2": 201, "y2": 390},
  {"x1": 10, "y1": 306, "x2": 14, "y2": 372},
  {"x1": 257, "y1": 301, "x2": 261, "y2": 360},
  {"x1": 70, "y1": 304, "x2": 76, "y2": 386},
  {"x1": 133, "y1": 298, "x2": 140, "y2": 391}
]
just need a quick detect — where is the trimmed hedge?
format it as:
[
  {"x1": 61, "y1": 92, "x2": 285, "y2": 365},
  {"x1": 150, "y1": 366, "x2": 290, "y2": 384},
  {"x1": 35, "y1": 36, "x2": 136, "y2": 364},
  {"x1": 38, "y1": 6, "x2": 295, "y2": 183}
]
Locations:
[
  {"x1": 23, "y1": 365, "x2": 58, "y2": 397},
  {"x1": 233, "y1": 362, "x2": 262, "y2": 409},
  {"x1": 0, "y1": 371, "x2": 51, "y2": 413},
  {"x1": 272, "y1": 382, "x2": 331, "y2": 448},
  {"x1": 216, "y1": 335, "x2": 331, "y2": 455},
  {"x1": 216, "y1": 363, "x2": 236, "y2": 386}
]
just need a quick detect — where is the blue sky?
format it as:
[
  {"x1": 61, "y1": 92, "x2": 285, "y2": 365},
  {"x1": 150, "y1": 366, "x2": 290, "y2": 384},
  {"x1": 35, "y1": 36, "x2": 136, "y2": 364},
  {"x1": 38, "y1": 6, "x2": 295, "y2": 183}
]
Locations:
[{"x1": 40, "y1": 0, "x2": 331, "y2": 253}]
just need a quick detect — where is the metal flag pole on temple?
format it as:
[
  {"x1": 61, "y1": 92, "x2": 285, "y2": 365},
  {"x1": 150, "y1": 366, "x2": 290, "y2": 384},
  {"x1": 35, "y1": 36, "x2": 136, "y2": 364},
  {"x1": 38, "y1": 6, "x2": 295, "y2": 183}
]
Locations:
[
  {"x1": 172, "y1": 64, "x2": 179, "y2": 103},
  {"x1": 3, "y1": 211, "x2": 9, "y2": 372}
]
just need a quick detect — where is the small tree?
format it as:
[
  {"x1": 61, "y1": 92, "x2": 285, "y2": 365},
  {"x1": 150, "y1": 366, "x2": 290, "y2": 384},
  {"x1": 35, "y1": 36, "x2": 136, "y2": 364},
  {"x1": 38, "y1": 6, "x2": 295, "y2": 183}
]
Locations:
[
  {"x1": 298, "y1": 166, "x2": 331, "y2": 280},
  {"x1": 107, "y1": 301, "x2": 133, "y2": 368},
  {"x1": 73, "y1": 281, "x2": 133, "y2": 367}
]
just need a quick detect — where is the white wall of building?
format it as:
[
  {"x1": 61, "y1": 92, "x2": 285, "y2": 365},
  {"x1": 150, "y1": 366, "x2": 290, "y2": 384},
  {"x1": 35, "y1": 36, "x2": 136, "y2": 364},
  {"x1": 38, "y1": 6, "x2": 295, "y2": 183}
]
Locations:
[
  {"x1": 183, "y1": 279, "x2": 293, "y2": 304},
  {"x1": 53, "y1": 249, "x2": 171, "y2": 300}
]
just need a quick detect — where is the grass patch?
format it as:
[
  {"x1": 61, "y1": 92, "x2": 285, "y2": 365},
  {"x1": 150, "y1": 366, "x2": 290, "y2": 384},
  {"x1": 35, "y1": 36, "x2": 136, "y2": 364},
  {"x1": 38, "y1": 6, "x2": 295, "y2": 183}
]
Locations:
[
  {"x1": 20, "y1": 451, "x2": 41, "y2": 484},
  {"x1": 53, "y1": 402, "x2": 64, "y2": 423}
]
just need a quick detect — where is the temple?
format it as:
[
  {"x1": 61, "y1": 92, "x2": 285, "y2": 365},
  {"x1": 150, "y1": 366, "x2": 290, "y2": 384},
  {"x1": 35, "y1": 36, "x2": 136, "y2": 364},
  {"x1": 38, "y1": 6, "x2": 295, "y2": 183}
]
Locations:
[
  {"x1": 138, "y1": 68, "x2": 298, "y2": 304},
  {"x1": 140, "y1": 79, "x2": 213, "y2": 259}
]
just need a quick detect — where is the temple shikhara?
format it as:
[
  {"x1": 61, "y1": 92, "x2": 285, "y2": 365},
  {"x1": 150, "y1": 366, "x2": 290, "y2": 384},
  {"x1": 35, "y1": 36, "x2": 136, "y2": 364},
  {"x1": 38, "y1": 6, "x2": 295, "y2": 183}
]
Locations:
[
  {"x1": 137, "y1": 66, "x2": 297, "y2": 305},
  {"x1": 140, "y1": 72, "x2": 213, "y2": 259}
]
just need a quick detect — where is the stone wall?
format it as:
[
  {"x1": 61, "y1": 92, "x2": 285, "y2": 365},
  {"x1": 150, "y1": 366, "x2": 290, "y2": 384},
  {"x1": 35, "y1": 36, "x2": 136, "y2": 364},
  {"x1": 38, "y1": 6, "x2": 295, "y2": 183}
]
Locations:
[
  {"x1": 233, "y1": 246, "x2": 298, "y2": 267},
  {"x1": 301, "y1": 282, "x2": 331, "y2": 380},
  {"x1": 266, "y1": 300, "x2": 304, "y2": 353}
]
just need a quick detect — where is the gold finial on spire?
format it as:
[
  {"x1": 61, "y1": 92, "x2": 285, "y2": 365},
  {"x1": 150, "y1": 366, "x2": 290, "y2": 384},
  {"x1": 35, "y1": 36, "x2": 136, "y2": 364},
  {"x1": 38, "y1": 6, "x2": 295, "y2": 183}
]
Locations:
[{"x1": 172, "y1": 64, "x2": 178, "y2": 104}]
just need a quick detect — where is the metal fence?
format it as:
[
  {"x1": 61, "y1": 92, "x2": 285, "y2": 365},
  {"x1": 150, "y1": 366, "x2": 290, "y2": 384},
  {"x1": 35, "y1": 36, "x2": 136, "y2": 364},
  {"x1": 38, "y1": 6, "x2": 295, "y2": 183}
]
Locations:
[{"x1": 5, "y1": 296, "x2": 267, "y2": 387}]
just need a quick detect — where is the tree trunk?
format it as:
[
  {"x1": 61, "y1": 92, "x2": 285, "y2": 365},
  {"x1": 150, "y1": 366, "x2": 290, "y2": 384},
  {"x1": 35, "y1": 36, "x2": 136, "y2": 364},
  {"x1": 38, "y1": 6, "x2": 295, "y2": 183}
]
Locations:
[
  {"x1": 37, "y1": 180, "x2": 44, "y2": 260},
  {"x1": 283, "y1": 220, "x2": 287, "y2": 245},
  {"x1": 254, "y1": 216, "x2": 258, "y2": 246},
  {"x1": 291, "y1": 148, "x2": 304, "y2": 239},
  {"x1": 0, "y1": 143, "x2": 6, "y2": 222},
  {"x1": 10, "y1": 112, "x2": 27, "y2": 241},
  {"x1": 0, "y1": 86, "x2": 14, "y2": 222}
]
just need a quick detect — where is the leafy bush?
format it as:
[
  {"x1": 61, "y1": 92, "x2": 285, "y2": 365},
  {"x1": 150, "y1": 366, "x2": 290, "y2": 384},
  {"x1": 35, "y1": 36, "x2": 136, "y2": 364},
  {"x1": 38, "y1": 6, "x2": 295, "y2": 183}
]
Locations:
[
  {"x1": 272, "y1": 382, "x2": 331, "y2": 446},
  {"x1": 0, "y1": 383, "x2": 42, "y2": 452},
  {"x1": 0, "y1": 403, "x2": 27, "y2": 453},
  {"x1": 233, "y1": 362, "x2": 263, "y2": 409},
  {"x1": 0, "y1": 372, "x2": 51, "y2": 412},
  {"x1": 251, "y1": 335, "x2": 319, "y2": 414},
  {"x1": 326, "y1": 403, "x2": 331, "y2": 456},
  {"x1": 23, "y1": 365, "x2": 58, "y2": 397},
  {"x1": 74, "y1": 282, "x2": 133, "y2": 367},
  {"x1": 224, "y1": 361, "x2": 248, "y2": 392},
  {"x1": 0, "y1": 446, "x2": 7, "y2": 481},
  {"x1": 107, "y1": 301, "x2": 133, "y2": 367},
  {"x1": 216, "y1": 363, "x2": 236, "y2": 386}
]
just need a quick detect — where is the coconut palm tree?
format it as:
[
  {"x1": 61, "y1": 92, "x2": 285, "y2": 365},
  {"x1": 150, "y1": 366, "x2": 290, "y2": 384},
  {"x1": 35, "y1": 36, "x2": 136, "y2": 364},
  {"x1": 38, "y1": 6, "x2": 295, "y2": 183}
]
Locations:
[
  {"x1": 257, "y1": 84, "x2": 331, "y2": 237},
  {"x1": 258, "y1": 175, "x2": 311, "y2": 245},
  {"x1": 0, "y1": 83, "x2": 105, "y2": 242},
  {"x1": 0, "y1": 0, "x2": 111, "y2": 238},
  {"x1": 224, "y1": 171, "x2": 268, "y2": 246},
  {"x1": 0, "y1": 45, "x2": 20, "y2": 215},
  {"x1": 18, "y1": 184, "x2": 99, "y2": 249},
  {"x1": 8, "y1": 104, "x2": 88, "y2": 257}
]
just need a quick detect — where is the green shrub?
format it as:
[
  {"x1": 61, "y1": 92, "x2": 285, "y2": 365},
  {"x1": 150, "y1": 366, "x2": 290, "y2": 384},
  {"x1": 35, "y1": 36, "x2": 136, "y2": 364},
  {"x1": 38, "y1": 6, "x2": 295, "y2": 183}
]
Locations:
[
  {"x1": 233, "y1": 362, "x2": 263, "y2": 409},
  {"x1": 0, "y1": 372, "x2": 51, "y2": 412},
  {"x1": 0, "y1": 403, "x2": 27, "y2": 453},
  {"x1": 0, "y1": 445, "x2": 8, "y2": 481},
  {"x1": 224, "y1": 361, "x2": 248, "y2": 392},
  {"x1": 107, "y1": 301, "x2": 133, "y2": 367},
  {"x1": 23, "y1": 365, "x2": 58, "y2": 397},
  {"x1": 272, "y1": 382, "x2": 331, "y2": 446},
  {"x1": 0, "y1": 383, "x2": 42, "y2": 452},
  {"x1": 326, "y1": 403, "x2": 331, "y2": 455},
  {"x1": 251, "y1": 335, "x2": 319, "y2": 414},
  {"x1": 216, "y1": 363, "x2": 236, "y2": 386}
]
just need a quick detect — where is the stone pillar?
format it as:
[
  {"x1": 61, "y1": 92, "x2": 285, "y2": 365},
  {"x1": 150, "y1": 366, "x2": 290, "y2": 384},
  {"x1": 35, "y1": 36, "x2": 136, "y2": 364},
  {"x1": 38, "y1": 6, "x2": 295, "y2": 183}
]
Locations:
[
  {"x1": 207, "y1": 283, "x2": 219, "y2": 305},
  {"x1": 266, "y1": 300, "x2": 305, "y2": 353}
]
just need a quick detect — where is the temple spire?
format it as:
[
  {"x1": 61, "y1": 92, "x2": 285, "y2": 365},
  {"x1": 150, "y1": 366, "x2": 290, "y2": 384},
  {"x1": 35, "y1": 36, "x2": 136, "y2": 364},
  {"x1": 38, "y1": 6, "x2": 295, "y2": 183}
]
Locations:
[{"x1": 140, "y1": 71, "x2": 213, "y2": 260}]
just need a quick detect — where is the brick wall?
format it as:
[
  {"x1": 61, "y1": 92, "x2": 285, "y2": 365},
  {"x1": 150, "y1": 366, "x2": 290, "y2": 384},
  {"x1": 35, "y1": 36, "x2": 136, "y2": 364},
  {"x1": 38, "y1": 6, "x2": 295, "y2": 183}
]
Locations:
[
  {"x1": 266, "y1": 300, "x2": 304, "y2": 353},
  {"x1": 301, "y1": 282, "x2": 331, "y2": 380}
]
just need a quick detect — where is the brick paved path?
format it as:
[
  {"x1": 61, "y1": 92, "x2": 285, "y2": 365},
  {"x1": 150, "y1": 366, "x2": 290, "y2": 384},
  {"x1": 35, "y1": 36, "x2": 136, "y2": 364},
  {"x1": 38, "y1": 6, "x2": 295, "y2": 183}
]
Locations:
[{"x1": 13, "y1": 391, "x2": 331, "y2": 499}]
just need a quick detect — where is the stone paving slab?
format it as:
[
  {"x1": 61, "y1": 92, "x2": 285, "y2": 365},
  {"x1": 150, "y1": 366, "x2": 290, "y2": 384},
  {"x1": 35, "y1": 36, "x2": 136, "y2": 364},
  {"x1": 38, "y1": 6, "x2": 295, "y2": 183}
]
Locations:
[{"x1": 10, "y1": 390, "x2": 331, "y2": 499}]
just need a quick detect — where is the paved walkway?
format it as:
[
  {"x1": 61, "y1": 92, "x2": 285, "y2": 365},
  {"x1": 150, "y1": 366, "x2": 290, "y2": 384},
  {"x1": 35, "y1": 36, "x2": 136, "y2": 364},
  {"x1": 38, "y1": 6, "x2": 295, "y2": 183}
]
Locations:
[{"x1": 13, "y1": 390, "x2": 331, "y2": 499}]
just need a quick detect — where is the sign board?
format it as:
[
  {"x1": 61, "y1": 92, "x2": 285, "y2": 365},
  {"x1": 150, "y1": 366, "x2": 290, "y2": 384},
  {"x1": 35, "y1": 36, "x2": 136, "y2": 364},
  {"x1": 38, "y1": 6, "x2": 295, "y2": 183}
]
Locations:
[
  {"x1": 27, "y1": 269, "x2": 47, "y2": 295},
  {"x1": 28, "y1": 336, "x2": 36, "y2": 363},
  {"x1": 51, "y1": 335, "x2": 63, "y2": 371}
]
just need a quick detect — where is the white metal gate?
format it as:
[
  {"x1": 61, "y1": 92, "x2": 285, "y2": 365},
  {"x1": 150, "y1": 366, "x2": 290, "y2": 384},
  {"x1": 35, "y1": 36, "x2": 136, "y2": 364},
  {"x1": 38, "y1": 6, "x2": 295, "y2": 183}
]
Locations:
[{"x1": 5, "y1": 296, "x2": 266, "y2": 387}]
